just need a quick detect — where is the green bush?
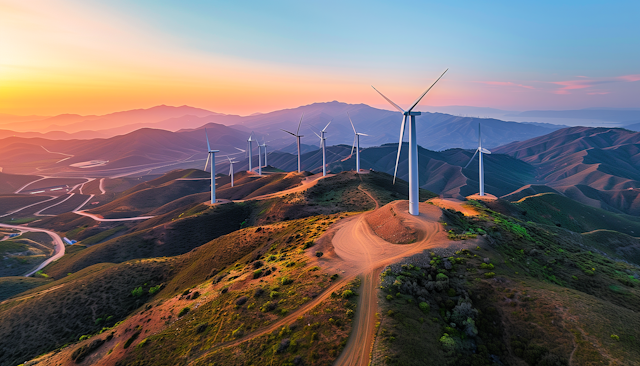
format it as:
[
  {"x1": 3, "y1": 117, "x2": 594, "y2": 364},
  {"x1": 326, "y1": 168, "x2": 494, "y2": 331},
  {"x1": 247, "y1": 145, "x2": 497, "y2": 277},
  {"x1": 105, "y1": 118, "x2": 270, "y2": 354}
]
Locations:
[
  {"x1": 280, "y1": 276, "x2": 294, "y2": 285},
  {"x1": 611, "y1": 334, "x2": 620, "y2": 341},
  {"x1": 480, "y1": 263, "x2": 494, "y2": 270},
  {"x1": 341, "y1": 289, "x2": 355, "y2": 299},
  {"x1": 253, "y1": 269, "x2": 263, "y2": 278},
  {"x1": 178, "y1": 307, "x2": 190, "y2": 317},
  {"x1": 419, "y1": 302, "x2": 430, "y2": 314},
  {"x1": 386, "y1": 294, "x2": 393, "y2": 301},
  {"x1": 148, "y1": 285, "x2": 162, "y2": 295},
  {"x1": 436, "y1": 273, "x2": 449, "y2": 281},
  {"x1": 131, "y1": 286, "x2": 144, "y2": 297},
  {"x1": 270, "y1": 291, "x2": 280, "y2": 298},
  {"x1": 484, "y1": 272, "x2": 496, "y2": 278}
]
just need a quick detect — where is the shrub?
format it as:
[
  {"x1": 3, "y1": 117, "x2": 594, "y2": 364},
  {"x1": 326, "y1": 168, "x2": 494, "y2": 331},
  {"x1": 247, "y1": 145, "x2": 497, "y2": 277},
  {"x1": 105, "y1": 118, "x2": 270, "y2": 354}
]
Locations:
[
  {"x1": 148, "y1": 285, "x2": 162, "y2": 295},
  {"x1": 178, "y1": 307, "x2": 190, "y2": 317},
  {"x1": 280, "y1": 276, "x2": 294, "y2": 285},
  {"x1": 480, "y1": 263, "x2": 494, "y2": 270},
  {"x1": 419, "y1": 302, "x2": 430, "y2": 314},
  {"x1": 447, "y1": 288, "x2": 456, "y2": 297},
  {"x1": 346, "y1": 309, "x2": 355, "y2": 318},
  {"x1": 386, "y1": 294, "x2": 393, "y2": 301},
  {"x1": 484, "y1": 272, "x2": 496, "y2": 278},
  {"x1": 270, "y1": 291, "x2": 280, "y2": 298},
  {"x1": 341, "y1": 290, "x2": 355, "y2": 299},
  {"x1": 611, "y1": 334, "x2": 620, "y2": 341},
  {"x1": 315, "y1": 251, "x2": 324, "y2": 257},
  {"x1": 253, "y1": 269, "x2": 263, "y2": 279},
  {"x1": 436, "y1": 273, "x2": 449, "y2": 281},
  {"x1": 131, "y1": 286, "x2": 144, "y2": 297}
]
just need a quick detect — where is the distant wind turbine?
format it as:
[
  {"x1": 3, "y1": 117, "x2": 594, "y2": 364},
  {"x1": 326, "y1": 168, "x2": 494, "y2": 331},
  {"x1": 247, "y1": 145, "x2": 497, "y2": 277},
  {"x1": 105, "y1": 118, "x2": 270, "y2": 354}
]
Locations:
[
  {"x1": 227, "y1": 156, "x2": 237, "y2": 187},
  {"x1": 347, "y1": 112, "x2": 368, "y2": 173},
  {"x1": 464, "y1": 123, "x2": 491, "y2": 196},
  {"x1": 281, "y1": 113, "x2": 304, "y2": 173},
  {"x1": 258, "y1": 139, "x2": 268, "y2": 171},
  {"x1": 312, "y1": 120, "x2": 331, "y2": 176},
  {"x1": 247, "y1": 132, "x2": 254, "y2": 172},
  {"x1": 204, "y1": 128, "x2": 219, "y2": 204},
  {"x1": 372, "y1": 69, "x2": 448, "y2": 215}
]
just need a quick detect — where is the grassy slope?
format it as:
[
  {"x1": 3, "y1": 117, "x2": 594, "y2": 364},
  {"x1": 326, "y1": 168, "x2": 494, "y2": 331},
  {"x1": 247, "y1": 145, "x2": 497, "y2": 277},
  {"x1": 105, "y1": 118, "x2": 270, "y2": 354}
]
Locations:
[
  {"x1": 0, "y1": 277, "x2": 52, "y2": 301},
  {"x1": 487, "y1": 192, "x2": 640, "y2": 236}
]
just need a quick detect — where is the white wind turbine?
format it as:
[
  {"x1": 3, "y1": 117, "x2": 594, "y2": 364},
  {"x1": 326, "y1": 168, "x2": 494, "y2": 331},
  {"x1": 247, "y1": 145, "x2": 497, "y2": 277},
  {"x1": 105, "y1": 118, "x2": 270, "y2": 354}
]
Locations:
[
  {"x1": 227, "y1": 156, "x2": 237, "y2": 187},
  {"x1": 347, "y1": 112, "x2": 368, "y2": 173},
  {"x1": 247, "y1": 132, "x2": 255, "y2": 172},
  {"x1": 464, "y1": 123, "x2": 491, "y2": 196},
  {"x1": 372, "y1": 69, "x2": 448, "y2": 216},
  {"x1": 312, "y1": 120, "x2": 332, "y2": 176},
  {"x1": 281, "y1": 113, "x2": 304, "y2": 173},
  {"x1": 263, "y1": 140, "x2": 269, "y2": 167},
  {"x1": 204, "y1": 128, "x2": 219, "y2": 204}
]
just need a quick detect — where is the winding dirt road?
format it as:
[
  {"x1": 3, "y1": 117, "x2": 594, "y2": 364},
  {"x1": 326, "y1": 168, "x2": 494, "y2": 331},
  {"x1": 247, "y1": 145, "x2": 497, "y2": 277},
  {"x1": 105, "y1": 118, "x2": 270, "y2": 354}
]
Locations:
[
  {"x1": 0, "y1": 223, "x2": 65, "y2": 277},
  {"x1": 189, "y1": 199, "x2": 450, "y2": 366},
  {"x1": 73, "y1": 210, "x2": 155, "y2": 222}
]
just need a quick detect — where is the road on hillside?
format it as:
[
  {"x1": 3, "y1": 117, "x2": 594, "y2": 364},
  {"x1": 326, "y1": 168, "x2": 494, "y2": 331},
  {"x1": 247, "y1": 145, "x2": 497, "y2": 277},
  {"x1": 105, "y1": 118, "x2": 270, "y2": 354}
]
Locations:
[
  {"x1": 73, "y1": 210, "x2": 155, "y2": 222},
  {"x1": 0, "y1": 223, "x2": 65, "y2": 277}
]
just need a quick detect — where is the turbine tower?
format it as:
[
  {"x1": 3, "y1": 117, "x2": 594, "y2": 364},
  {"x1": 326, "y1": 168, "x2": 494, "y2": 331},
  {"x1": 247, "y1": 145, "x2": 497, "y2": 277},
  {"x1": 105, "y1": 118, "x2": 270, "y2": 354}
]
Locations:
[
  {"x1": 204, "y1": 128, "x2": 219, "y2": 204},
  {"x1": 372, "y1": 69, "x2": 448, "y2": 215},
  {"x1": 247, "y1": 132, "x2": 254, "y2": 173},
  {"x1": 227, "y1": 156, "x2": 237, "y2": 187},
  {"x1": 257, "y1": 141, "x2": 264, "y2": 175},
  {"x1": 347, "y1": 112, "x2": 368, "y2": 173},
  {"x1": 312, "y1": 120, "x2": 331, "y2": 176},
  {"x1": 281, "y1": 113, "x2": 304, "y2": 173},
  {"x1": 464, "y1": 123, "x2": 491, "y2": 196},
  {"x1": 260, "y1": 140, "x2": 268, "y2": 168}
]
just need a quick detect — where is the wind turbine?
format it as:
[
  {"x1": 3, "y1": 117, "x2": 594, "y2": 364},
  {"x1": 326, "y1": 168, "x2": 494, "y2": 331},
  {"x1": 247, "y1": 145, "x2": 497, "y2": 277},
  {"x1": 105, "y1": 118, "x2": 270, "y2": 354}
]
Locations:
[
  {"x1": 464, "y1": 123, "x2": 491, "y2": 196},
  {"x1": 257, "y1": 140, "x2": 264, "y2": 175},
  {"x1": 372, "y1": 69, "x2": 448, "y2": 215},
  {"x1": 347, "y1": 112, "x2": 368, "y2": 173},
  {"x1": 204, "y1": 128, "x2": 219, "y2": 204},
  {"x1": 312, "y1": 120, "x2": 332, "y2": 176},
  {"x1": 259, "y1": 139, "x2": 268, "y2": 169},
  {"x1": 281, "y1": 113, "x2": 304, "y2": 173},
  {"x1": 227, "y1": 156, "x2": 237, "y2": 187},
  {"x1": 247, "y1": 132, "x2": 254, "y2": 173}
]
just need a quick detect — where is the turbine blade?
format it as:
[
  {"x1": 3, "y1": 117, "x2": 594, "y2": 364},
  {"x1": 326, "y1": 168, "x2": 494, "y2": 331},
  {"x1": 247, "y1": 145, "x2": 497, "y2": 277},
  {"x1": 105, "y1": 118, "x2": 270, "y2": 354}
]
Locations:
[
  {"x1": 407, "y1": 68, "x2": 449, "y2": 112},
  {"x1": 358, "y1": 133, "x2": 369, "y2": 136},
  {"x1": 235, "y1": 147, "x2": 245, "y2": 153},
  {"x1": 205, "y1": 128, "x2": 211, "y2": 151},
  {"x1": 347, "y1": 112, "x2": 357, "y2": 134},
  {"x1": 227, "y1": 155, "x2": 231, "y2": 162},
  {"x1": 463, "y1": 149, "x2": 479, "y2": 169},
  {"x1": 478, "y1": 123, "x2": 482, "y2": 148},
  {"x1": 297, "y1": 113, "x2": 304, "y2": 135},
  {"x1": 204, "y1": 153, "x2": 210, "y2": 171},
  {"x1": 281, "y1": 129, "x2": 296, "y2": 136},
  {"x1": 393, "y1": 115, "x2": 407, "y2": 184},
  {"x1": 313, "y1": 131, "x2": 321, "y2": 139},
  {"x1": 323, "y1": 120, "x2": 332, "y2": 132},
  {"x1": 481, "y1": 148, "x2": 491, "y2": 154},
  {"x1": 371, "y1": 86, "x2": 405, "y2": 113}
]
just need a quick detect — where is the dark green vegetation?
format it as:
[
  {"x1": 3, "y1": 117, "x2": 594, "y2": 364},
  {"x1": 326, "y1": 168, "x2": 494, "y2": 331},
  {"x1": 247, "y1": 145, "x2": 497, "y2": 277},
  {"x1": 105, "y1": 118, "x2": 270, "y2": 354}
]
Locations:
[
  {"x1": 374, "y1": 197, "x2": 640, "y2": 365},
  {"x1": 492, "y1": 193, "x2": 640, "y2": 236},
  {"x1": 0, "y1": 260, "x2": 170, "y2": 366},
  {"x1": 0, "y1": 276, "x2": 51, "y2": 301}
]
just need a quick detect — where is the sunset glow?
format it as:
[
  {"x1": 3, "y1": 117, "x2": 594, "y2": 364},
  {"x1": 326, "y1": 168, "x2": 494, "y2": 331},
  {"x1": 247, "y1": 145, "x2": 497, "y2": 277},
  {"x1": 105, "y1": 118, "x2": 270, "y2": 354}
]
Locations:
[{"x1": 1, "y1": 0, "x2": 638, "y2": 116}]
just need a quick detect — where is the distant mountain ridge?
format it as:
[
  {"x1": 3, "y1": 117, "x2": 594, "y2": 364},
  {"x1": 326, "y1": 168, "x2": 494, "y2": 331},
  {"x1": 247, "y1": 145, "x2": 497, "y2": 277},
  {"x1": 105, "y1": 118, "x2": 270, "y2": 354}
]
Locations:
[{"x1": 495, "y1": 126, "x2": 640, "y2": 214}]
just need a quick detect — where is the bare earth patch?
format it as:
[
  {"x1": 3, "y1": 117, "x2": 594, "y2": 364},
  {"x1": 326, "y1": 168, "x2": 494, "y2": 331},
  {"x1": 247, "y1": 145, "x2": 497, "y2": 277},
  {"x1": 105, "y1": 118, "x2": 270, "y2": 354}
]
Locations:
[{"x1": 365, "y1": 202, "x2": 417, "y2": 244}]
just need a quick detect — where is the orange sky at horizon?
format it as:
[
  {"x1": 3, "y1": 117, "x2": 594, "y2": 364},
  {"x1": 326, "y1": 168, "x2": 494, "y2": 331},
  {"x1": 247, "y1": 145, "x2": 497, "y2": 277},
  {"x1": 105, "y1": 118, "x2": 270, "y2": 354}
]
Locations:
[{"x1": 1, "y1": 1, "x2": 637, "y2": 117}]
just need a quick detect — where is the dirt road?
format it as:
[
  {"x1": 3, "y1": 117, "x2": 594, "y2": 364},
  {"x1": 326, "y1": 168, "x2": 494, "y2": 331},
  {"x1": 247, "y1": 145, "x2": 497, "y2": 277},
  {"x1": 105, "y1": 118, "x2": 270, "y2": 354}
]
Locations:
[
  {"x1": 0, "y1": 223, "x2": 66, "y2": 277},
  {"x1": 73, "y1": 210, "x2": 154, "y2": 222}
]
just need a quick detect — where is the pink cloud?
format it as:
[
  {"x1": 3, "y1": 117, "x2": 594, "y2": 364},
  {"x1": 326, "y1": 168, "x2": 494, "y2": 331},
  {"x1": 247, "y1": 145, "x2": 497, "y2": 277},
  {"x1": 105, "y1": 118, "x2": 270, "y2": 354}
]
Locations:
[
  {"x1": 618, "y1": 74, "x2": 640, "y2": 82},
  {"x1": 476, "y1": 81, "x2": 535, "y2": 90}
]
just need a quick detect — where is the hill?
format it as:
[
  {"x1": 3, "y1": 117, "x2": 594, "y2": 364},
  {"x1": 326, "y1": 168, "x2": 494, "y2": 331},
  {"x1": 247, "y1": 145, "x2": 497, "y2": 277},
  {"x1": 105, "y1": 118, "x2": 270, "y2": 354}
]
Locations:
[{"x1": 495, "y1": 127, "x2": 640, "y2": 214}]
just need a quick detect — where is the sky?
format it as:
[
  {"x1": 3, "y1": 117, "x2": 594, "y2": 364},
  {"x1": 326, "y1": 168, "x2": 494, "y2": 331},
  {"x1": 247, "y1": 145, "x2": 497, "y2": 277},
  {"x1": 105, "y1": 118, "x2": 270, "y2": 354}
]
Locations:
[{"x1": 1, "y1": 0, "x2": 639, "y2": 116}]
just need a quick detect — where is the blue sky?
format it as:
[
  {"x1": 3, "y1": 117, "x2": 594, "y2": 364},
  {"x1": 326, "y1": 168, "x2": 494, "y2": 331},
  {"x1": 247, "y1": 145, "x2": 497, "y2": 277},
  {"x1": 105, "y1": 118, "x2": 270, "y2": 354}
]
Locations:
[{"x1": 2, "y1": 0, "x2": 639, "y2": 115}]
